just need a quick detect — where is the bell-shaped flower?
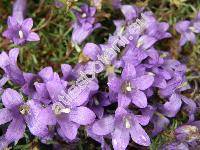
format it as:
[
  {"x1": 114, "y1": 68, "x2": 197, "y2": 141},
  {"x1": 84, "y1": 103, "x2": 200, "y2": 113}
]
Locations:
[
  {"x1": 92, "y1": 107, "x2": 151, "y2": 150},
  {"x1": 108, "y1": 63, "x2": 154, "y2": 108},
  {"x1": 3, "y1": 17, "x2": 40, "y2": 45}
]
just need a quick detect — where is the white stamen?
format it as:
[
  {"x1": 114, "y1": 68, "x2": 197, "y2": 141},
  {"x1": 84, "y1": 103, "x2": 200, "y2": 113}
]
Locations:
[
  {"x1": 119, "y1": 26, "x2": 125, "y2": 35},
  {"x1": 125, "y1": 118, "x2": 131, "y2": 129},
  {"x1": 122, "y1": 81, "x2": 133, "y2": 93},
  {"x1": 189, "y1": 26, "x2": 198, "y2": 33},
  {"x1": 136, "y1": 40, "x2": 143, "y2": 48},
  {"x1": 160, "y1": 53, "x2": 168, "y2": 58},
  {"x1": 20, "y1": 109, "x2": 26, "y2": 114},
  {"x1": 82, "y1": 13, "x2": 87, "y2": 18},
  {"x1": 18, "y1": 30, "x2": 24, "y2": 39},
  {"x1": 126, "y1": 86, "x2": 132, "y2": 92},
  {"x1": 126, "y1": 82, "x2": 132, "y2": 92},
  {"x1": 60, "y1": 107, "x2": 71, "y2": 114},
  {"x1": 19, "y1": 104, "x2": 30, "y2": 115},
  {"x1": 52, "y1": 102, "x2": 70, "y2": 115},
  {"x1": 148, "y1": 72, "x2": 155, "y2": 76}
]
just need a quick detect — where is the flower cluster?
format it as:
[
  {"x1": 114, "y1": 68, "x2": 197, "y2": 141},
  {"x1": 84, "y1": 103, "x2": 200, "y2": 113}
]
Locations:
[{"x1": 0, "y1": 0, "x2": 199, "y2": 149}]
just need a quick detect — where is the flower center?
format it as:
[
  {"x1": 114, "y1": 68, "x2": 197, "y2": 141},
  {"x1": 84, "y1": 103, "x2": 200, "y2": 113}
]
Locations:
[
  {"x1": 160, "y1": 53, "x2": 168, "y2": 58},
  {"x1": 147, "y1": 72, "x2": 155, "y2": 76},
  {"x1": 136, "y1": 40, "x2": 143, "y2": 48},
  {"x1": 124, "y1": 118, "x2": 131, "y2": 129},
  {"x1": 82, "y1": 13, "x2": 87, "y2": 18},
  {"x1": 106, "y1": 65, "x2": 115, "y2": 75},
  {"x1": 18, "y1": 30, "x2": 24, "y2": 39},
  {"x1": 189, "y1": 26, "x2": 198, "y2": 33},
  {"x1": 52, "y1": 103, "x2": 71, "y2": 115},
  {"x1": 29, "y1": 76, "x2": 43, "y2": 91},
  {"x1": 19, "y1": 104, "x2": 30, "y2": 115},
  {"x1": 122, "y1": 81, "x2": 132, "y2": 93},
  {"x1": 177, "y1": 82, "x2": 188, "y2": 89}
]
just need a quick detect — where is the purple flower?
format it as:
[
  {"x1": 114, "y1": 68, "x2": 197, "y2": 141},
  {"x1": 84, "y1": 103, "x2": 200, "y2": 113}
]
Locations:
[
  {"x1": 46, "y1": 72, "x2": 99, "y2": 106},
  {"x1": 140, "y1": 49, "x2": 169, "y2": 89},
  {"x1": 135, "y1": 35, "x2": 157, "y2": 51},
  {"x1": 36, "y1": 73, "x2": 97, "y2": 140},
  {"x1": 144, "y1": 48, "x2": 164, "y2": 68},
  {"x1": 38, "y1": 104, "x2": 96, "y2": 141},
  {"x1": 113, "y1": 20, "x2": 126, "y2": 35},
  {"x1": 122, "y1": 47, "x2": 148, "y2": 66},
  {"x1": 61, "y1": 63, "x2": 88, "y2": 82},
  {"x1": 175, "y1": 20, "x2": 196, "y2": 46},
  {"x1": 162, "y1": 59, "x2": 187, "y2": 77},
  {"x1": 0, "y1": 48, "x2": 25, "y2": 85},
  {"x1": 120, "y1": 5, "x2": 139, "y2": 21},
  {"x1": 72, "y1": 22, "x2": 101, "y2": 45},
  {"x1": 150, "y1": 69, "x2": 170, "y2": 89},
  {"x1": 87, "y1": 125, "x2": 111, "y2": 150},
  {"x1": 61, "y1": 64, "x2": 73, "y2": 80},
  {"x1": 72, "y1": 4, "x2": 101, "y2": 44},
  {"x1": 110, "y1": 7, "x2": 143, "y2": 40},
  {"x1": 147, "y1": 22, "x2": 171, "y2": 40},
  {"x1": 83, "y1": 42, "x2": 117, "y2": 67},
  {"x1": 83, "y1": 43, "x2": 102, "y2": 61},
  {"x1": 175, "y1": 12, "x2": 200, "y2": 46},
  {"x1": 0, "y1": 89, "x2": 49, "y2": 149},
  {"x1": 159, "y1": 92, "x2": 195, "y2": 123},
  {"x1": 73, "y1": 4, "x2": 96, "y2": 24},
  {"x1": 158, "y1": 62, "x2": 186, "y2": 97},
  {"x1": 92, "y1": 107, "x2": 151, "y2": 150},
  {"x1": 142, "y1": 11, "x2": 171, "y2": 40},
  {"x1": 181, "y1": 96, "x2": 197, "y2": 122},
  {"x1": 151, "y1": 112, "x2": 170, "y2": 136},
  {"x1": 108, "y1": 63, "x2": 154, "y2": 108},
  {"x1": 140, "y1": 105, "x2": 170, "y2": 136},
  {"x1": 121, "y1": 35, "x2": 157, "y2": 66},
  {"x1": 160, "y1": 93, "x2": 183, "y2": 118},
  {"x1": 22, "y1": 67, "x2": 54, "y2": 102},
  {"x1": 3, "y1": 17, "x2": 40, "y2": 45}
]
